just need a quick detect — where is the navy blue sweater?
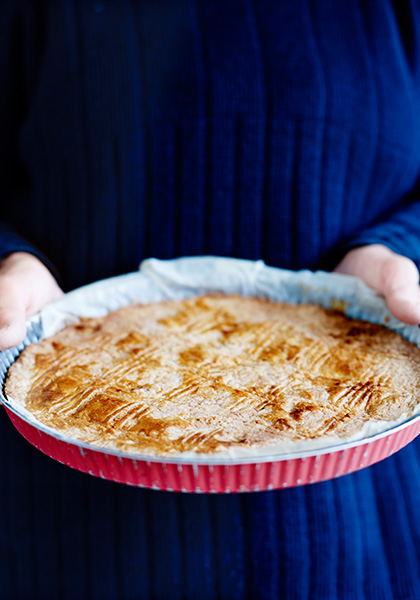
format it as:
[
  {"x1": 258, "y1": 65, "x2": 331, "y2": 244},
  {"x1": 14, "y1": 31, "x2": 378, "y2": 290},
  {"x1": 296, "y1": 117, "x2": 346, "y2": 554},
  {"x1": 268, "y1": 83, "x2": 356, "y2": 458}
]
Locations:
[{"x1": 1, "y1": 2, "x2": 420, "y2": 599}]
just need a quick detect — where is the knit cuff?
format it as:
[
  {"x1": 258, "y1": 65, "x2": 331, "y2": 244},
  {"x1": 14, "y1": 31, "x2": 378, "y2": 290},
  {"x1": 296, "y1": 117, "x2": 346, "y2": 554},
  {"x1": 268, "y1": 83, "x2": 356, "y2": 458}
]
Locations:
[
  {"x1": 339, "y1": 201, "x2": 420, "y2": 270},
  {"x1": 0, "y1": 229, "x2": 61, "y2": 284}
]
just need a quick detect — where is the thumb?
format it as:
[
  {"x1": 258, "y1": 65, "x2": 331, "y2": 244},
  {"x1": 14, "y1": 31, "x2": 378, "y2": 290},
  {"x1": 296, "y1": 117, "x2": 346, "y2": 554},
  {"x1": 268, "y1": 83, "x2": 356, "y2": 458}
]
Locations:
[
  {"x1": 378, "y1": 253, "x2": 420, "y2": 325},
  {"x1": 334, "y1": 244, "x2": 420, "y2": 324},
  {"x1": 0, "y1": 282, "x2": 28, "y2": 350},
  {"x1": 0, "y1": 252, "x2": 63, "y2": 350}
]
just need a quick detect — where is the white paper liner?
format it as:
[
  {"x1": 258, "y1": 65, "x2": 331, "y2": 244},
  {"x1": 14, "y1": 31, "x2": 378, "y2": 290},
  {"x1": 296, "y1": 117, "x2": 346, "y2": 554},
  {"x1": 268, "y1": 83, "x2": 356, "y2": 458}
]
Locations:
[{"x1": 2, "y1": 256, "x2": 420, "y2": 459}]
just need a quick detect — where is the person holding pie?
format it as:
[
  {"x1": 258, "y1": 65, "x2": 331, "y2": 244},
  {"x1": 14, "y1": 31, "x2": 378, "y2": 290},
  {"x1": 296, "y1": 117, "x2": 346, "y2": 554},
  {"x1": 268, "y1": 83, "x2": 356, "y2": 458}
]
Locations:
[{"x1": 0, "y1": 2, "x2": 419, "y2": 598}]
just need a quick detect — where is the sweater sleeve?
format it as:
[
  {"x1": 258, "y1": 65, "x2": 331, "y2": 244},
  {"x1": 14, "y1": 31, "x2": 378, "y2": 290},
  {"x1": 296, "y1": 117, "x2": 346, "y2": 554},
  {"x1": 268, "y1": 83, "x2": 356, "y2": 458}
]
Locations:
[
  {"x1": 0, "y1": 222, "x2": 60, "y2": 281},
  {"x1": 341, "y1": 196, "x2": 420, "y2": 268}
]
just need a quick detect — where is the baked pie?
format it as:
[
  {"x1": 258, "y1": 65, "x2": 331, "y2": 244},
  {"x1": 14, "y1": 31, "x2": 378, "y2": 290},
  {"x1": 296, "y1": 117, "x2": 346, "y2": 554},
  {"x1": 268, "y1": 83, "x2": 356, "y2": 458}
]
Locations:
[{"x1": 5, "y1": 295, "x2": 420, "y2": 455}]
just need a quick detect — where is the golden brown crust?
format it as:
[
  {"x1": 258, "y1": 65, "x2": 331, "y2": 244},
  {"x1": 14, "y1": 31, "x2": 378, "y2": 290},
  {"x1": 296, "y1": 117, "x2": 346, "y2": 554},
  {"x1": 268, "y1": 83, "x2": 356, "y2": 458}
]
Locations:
[{"x1": 5, "y1": 294, "x2": 420, "y2": 455}]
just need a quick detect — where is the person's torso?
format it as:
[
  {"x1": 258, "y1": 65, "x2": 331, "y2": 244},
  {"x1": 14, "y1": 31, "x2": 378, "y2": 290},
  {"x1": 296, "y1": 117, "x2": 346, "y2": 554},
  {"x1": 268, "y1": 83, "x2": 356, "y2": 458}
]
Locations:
[{"x1": 4, "y1": 0, "x2": 420, "y2": 289}]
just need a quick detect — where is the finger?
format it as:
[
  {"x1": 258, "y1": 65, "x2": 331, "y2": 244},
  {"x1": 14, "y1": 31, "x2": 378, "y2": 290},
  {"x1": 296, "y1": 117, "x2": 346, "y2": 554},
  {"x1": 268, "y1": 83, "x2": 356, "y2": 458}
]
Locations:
[
  {"x1": 0, "y1": 281, "x2": 28, "y2": 350},
  {"x1": 25, "y1": 279, "x2": 64, "y2": 317},
  {"x1": 0, "y1": 306, "x2": 27, "y2": 350},
  {"x1": 379, "y1": 255, "x2": 420, "y2": 324},
  {"x1": 379, "y1": 253, "x2": 419, "y2": 294},
  {"x1": 386, "y1": 284, "x2": 420, "y2": 324}
]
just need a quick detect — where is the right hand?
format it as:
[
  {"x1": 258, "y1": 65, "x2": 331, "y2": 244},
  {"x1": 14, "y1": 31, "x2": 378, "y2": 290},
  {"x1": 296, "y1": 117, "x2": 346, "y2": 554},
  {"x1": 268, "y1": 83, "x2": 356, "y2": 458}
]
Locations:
[{"x1": 0, "y1": 252, "x2": 63, "y2": 350}]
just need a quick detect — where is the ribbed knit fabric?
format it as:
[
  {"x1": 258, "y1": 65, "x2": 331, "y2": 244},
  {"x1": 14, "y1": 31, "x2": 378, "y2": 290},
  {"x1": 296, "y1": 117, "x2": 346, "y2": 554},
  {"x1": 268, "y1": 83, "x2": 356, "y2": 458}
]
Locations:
[{"x1": 1, "y1": 1, "x2": 420, "y2": 598}]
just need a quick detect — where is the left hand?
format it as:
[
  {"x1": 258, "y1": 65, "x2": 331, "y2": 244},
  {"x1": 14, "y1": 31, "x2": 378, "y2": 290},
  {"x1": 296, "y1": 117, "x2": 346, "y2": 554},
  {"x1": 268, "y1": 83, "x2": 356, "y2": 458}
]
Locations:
[{"x1": 333, "y1": 244, "x2": 420, "y2": 325}]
